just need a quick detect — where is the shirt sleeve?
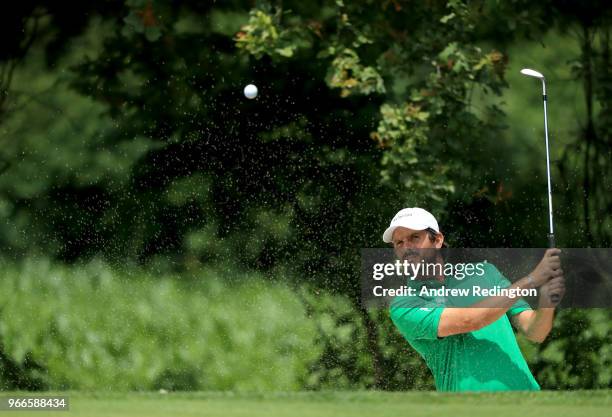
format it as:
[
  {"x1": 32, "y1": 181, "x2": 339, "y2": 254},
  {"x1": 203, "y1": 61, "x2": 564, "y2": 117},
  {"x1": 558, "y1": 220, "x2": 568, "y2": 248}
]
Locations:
[
  {"x1": 389, "y1": 296, "x2": 444, "y2": 341},
  {"x1": 482, "y1": 262, "x2": 533, "y2": 317}
]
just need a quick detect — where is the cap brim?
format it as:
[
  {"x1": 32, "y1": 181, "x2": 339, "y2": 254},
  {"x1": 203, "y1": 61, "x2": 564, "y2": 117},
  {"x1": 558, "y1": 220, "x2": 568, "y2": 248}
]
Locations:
[{"x1": 382, "y1": 223, "x2": 429, "y2": 243}]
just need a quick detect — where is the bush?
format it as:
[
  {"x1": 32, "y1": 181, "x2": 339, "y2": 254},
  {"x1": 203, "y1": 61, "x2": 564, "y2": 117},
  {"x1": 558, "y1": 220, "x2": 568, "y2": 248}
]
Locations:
[
  {"x1": 0, "y1": 258, "x2": 320, "y2": 391},
  {"x1": 519, "y1": 309, "x2": 612, "y2": 389}
]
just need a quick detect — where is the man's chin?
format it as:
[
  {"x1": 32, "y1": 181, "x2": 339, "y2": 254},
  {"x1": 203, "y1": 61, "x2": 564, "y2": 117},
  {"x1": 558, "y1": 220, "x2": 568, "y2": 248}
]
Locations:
[{"x1": 402, "y1": 254, "x2": 425, "y2": 264}]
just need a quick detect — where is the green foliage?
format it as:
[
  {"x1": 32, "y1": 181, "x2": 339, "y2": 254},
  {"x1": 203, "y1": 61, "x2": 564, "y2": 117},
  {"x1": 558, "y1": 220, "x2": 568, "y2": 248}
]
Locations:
[
  {"x1": 0, "y1": 257, "x2": 432, "y2": 391},
  {"x1": 326, "y1": 48, "x2": 385, "y2": 97},
  {"x1": 232, "y1": 0, "x2": 511, "y2": 213},
  {"x1": 520, "y1": 309, "x2": 612, "y2": 389},
  {"x1": 298, "y1": 289, "x2": 376, "y2": 389},
  {"x1": 370, "y1": 11, "x2": 508, "y2": 211},
  {"x1": 122, "y1": 0, "x2": 164, "y2": 42},
  {"x1": 0, "y1": 29, "x2": 158, "y2": 257},
  {"x1": 235, "y1": 9, "x2": 310, "y2": 59},
  {"x1": 373, "y1": 102, "x2": 455, "y2": 211},
  {"x1": 0, "y1": 259, "x2": 320, "y2": 391}
]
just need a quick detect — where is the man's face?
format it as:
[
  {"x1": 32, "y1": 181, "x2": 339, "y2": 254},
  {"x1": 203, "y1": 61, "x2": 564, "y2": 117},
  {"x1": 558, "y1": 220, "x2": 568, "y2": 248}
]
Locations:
[{"x1": 391, "y1": 227, "x2": 443, "y2": 262}]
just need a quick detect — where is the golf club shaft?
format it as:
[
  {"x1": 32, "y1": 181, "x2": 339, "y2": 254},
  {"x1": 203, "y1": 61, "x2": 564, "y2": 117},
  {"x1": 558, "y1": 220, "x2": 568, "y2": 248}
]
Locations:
[
  {"x1": 542, "y1": 80, "x2": 560, "y2": 304},
  {"x1": 542, "y1": 82, "x2": 555, "y2": 241}
]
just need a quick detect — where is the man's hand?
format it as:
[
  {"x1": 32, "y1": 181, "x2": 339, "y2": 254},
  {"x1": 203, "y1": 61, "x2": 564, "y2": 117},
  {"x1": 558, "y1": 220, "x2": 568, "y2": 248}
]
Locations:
[
  {"x1": 511, "y1": 251, "x2": 565, "y2": 342},
  {"x1": 513, "y1": 271, "x2": 565, "y2": 342},
  {"x1": 530, "y1": 248, "x2": 563, "y2": 287},
  {"x1": 538, "y1": 276, "x2": 566, "y2": 308}
]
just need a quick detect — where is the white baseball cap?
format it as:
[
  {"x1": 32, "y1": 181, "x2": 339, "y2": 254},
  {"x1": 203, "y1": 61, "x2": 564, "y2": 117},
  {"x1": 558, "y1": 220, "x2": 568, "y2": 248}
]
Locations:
[{"x1": 382, "y1": 207, "x2": 440, "y2": 243}]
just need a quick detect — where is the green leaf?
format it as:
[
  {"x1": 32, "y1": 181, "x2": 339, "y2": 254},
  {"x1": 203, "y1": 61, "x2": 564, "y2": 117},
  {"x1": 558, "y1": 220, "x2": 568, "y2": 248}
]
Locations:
[
  {"x1": 144, "y1": 26, "x2": 162, "y2": 42},
  {"x1": 440, "y1": 12, "x2": 456, "y2": 23},
  {"x1": 275, "y1": 46, "x2": 295, "y2": 57}
]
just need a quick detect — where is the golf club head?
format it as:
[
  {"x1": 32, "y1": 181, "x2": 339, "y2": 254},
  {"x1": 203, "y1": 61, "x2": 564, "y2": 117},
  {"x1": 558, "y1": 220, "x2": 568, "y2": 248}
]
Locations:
[{"x1": 520, "y1": 68, "x2": 545, "y2": 79}]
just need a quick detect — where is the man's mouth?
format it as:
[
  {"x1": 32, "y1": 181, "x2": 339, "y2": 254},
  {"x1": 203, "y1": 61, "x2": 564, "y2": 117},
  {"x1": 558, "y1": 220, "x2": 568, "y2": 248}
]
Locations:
[{"x1": 401, "y1": 250, "x2": 420, "y2": 261}]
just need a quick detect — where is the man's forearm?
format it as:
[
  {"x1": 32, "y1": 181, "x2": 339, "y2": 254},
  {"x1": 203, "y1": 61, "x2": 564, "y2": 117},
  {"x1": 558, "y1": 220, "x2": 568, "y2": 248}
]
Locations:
[
  {"x1": 521, "y1": 302, "x2": 555, "y2": 343},
  {"x1": 466, "y1": 275, "x2": 537, "y2": 327},
  {"x1": 438, "y1": 276, "x2": 536, "y2": 337}
]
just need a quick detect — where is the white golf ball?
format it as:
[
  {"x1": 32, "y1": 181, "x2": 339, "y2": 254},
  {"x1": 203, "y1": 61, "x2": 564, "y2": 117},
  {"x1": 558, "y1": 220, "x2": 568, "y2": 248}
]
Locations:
[{"x1": 243, "y1": 84, "x2": 258, "y2": 99}]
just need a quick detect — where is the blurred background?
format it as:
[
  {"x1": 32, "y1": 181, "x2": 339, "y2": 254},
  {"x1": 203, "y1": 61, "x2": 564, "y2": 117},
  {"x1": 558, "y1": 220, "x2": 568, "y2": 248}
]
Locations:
[{"x1": 0, "y1": 0, "x2": 610, "y2": 391}]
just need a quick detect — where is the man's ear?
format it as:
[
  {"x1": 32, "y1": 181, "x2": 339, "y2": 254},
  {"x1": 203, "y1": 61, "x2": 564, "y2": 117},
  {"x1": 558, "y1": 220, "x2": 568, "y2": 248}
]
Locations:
[{"x1": 435, "y1": 233, "x2": 445, "y2": 249}]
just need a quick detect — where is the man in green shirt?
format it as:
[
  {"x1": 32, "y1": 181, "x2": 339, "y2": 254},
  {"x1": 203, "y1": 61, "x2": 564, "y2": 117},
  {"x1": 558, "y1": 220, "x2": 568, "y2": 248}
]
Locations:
[{"x1": 385, "y1": 208, "x2": 565, "y2": 391}]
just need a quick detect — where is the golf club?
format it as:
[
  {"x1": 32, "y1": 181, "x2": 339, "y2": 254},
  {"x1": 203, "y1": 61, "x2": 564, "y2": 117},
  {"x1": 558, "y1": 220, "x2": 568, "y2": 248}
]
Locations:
[{"x1": 520, "y1": 68, "x2": 560, "y2": 304}]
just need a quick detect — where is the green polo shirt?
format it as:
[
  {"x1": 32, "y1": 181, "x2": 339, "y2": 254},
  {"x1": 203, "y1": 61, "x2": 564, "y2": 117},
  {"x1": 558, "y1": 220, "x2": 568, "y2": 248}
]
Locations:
[{"x1": 389, "y1": 262, "x2": 540, "y2": 392}]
